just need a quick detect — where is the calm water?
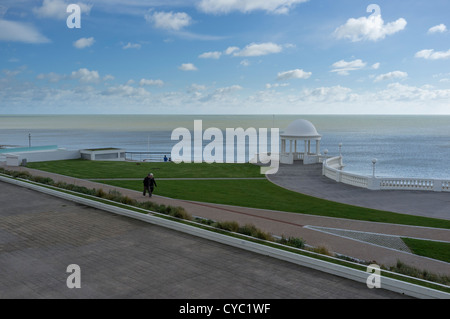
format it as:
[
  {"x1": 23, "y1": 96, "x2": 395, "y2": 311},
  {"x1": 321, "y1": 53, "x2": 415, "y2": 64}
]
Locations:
[{"x1": 0, "y1": 114, "x2": 449, "y2": 179}]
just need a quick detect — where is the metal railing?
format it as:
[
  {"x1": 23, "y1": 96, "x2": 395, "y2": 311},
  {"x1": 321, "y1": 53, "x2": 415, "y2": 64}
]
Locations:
[{"x1": 125, "y1": 152, "x2": 171, "y2": 162}]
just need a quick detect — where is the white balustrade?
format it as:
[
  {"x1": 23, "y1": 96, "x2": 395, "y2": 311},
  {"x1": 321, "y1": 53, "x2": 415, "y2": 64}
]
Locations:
[{"x1": 322, "y1": 156, "x2": 450, "y2": 193}]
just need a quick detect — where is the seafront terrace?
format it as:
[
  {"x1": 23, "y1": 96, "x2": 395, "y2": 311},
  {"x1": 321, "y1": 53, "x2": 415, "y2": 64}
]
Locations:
[{"x1": 323, "y1": 156, "x2": 450, "y2": 193}]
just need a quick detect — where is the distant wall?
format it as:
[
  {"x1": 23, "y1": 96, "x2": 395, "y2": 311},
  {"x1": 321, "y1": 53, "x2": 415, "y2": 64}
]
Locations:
[
  {"x1": 0, "y1": 149, "x2": 80, "y2": 166},
  {"x1": 79, "y1": 149, "x2": 126, "y2": 161}
]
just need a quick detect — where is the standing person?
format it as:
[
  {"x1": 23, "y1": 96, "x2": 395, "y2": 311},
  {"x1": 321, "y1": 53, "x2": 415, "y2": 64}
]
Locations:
[{"x1": 143, "y1": 173, "x2": 157, "y2": 197}]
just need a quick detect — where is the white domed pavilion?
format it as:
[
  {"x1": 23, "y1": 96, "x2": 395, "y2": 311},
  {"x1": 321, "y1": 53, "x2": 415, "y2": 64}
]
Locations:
[{"x1": 280, "y1": 119, "x2": 322, "y2": 165}]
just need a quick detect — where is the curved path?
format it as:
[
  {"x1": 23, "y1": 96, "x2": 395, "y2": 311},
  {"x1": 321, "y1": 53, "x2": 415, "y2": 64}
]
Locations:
[{"x1": 2, "y1": 164, "x2": 450, "y2": 277}]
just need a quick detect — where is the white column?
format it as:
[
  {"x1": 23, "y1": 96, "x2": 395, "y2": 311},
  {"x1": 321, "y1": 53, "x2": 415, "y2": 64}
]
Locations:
[{"x1": 316, "y1": 140, "x2": 320, "y2": 155}]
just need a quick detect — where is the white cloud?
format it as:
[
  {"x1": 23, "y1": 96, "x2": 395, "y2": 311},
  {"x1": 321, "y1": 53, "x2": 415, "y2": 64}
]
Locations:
[
  {"x1": 36, "y1": 72, "x2": 65, "y2": 83},
  {"x1": 200, "y1": 85, "x2": 243, "y2": 102},
  {"x1": 198, "y1": 0, "x2": 309, "y2": 14},
  {"x1": 145, "y1": 10, "x2": 192, "y2": 31},
  {"x1": 0, "y1": 19, "x2": 50, "y2": 43},
  {"x1": 36, "y1": 69, "x2": 113, "y2": 84},
  {"x1": 70, "y1": 68, "x2": 100, "y2": 83},
  {"x1": 376, "y1": 83, "x2": 450, "y2": 102},
  {"x1": 265, "y1": 83, "x2": 289, "y2": 89},
  {"x1": 101, "y1": 85, "x2": 150, "y2": 98},
  {"x1": 300, "y1": 85, "x2": 355, "y2": 103},
  {"x1": 73, "y1": 37, "x2": 95, "y2": 49},
  {"x1": 199, "y1": 51, "x2": 222, "y2": 59},
  {"x1": 331, "y1": 59, "x2": 367, "y2": 75},
  {"x1": 103, "y1": 75, "x2": 114, "y2": 81},
  {"x1": 33, "y1": 0, "x2": 92, "y2": 20},
  {"x1": 179, "y1": 63, "x2": 198, "y2": 71},
  {"x1": 224, "y1": 46, "x2": 240, "y2": 55},
  {"x1": 415, "y1": 49, "x2": 450, "y2": 60},
  {"x1": 374, "y1": 71, "x2": 408, "y2": 82},
  {"x1": 232, "y1": 42, "x2": 283, "y2": 57},
  {"x1": 428, "y1": 24, "x2": 447, "y2": 34},
  {"x1": 123, "y1": 42, "x2": 141, "y2": 49},
  {"x1": 240, "y1": 59, "x2": 250, "y2": 67},
  {"x1": 2, "y1": 66, "x2": 27, "y2": 77},
  {"x1": 372, "y1": 63, "x2": 381, "y2": 70},
  {"x1": 139, "y1": 78, "x2": 164, "y2": 86},
  {"x1": 187, "y1": 83, "x2": 207, "y2": 93},
  {"x1": 277, "y1": 69, "x2": 312, "y2": 80},
  {"x1": 334, "y1": 14, "x2": 407, "y2": 42}
]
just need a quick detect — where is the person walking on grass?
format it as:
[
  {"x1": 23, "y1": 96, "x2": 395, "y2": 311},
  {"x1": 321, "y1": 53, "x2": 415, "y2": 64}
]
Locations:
[{"x1": 143, "y1": 173, "x2": 157, "y2": 197}]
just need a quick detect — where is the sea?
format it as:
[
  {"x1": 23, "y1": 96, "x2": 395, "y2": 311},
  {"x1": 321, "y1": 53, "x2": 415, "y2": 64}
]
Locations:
[{"x1": 0, "y1": 114, "x2": 449, "y2": 179}]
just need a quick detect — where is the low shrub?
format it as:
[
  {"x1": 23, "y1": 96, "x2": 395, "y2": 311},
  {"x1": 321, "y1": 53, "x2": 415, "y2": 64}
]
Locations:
[
  {"x1": 388, "y1": 261, "x2": 450, "y2": 285},
  {"x1": 215, "y1": 221, "x2": 240, "y2": 233},
  {"x1": 238, "y1": 224, "x2": 273, "y2": 241},
  {"x1": 167, "y1": 206, "x2": 192, "y2": 220},
  {"x1": 279, "y1": 236, "x2": 305, "y2": 249},
  {"x1": 309, "y1": 246, "x2": 332, "y2": 256}
]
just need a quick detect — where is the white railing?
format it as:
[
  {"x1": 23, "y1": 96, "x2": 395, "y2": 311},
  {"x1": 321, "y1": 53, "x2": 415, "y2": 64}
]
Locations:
[
  {"x1": 443, "y1": 181, "x2": 450, "y2": 192},
  {"x1": 380, "y1": 178, "x2": 434, "y2": 191},
  {"x1": 341, "y1": 172, "x2": 370, "y2": 189},
  {"x1": 293, "y1": 152, "x2": 304, "y2": 161},
  {"x1": 322, "y1": 156, "x2": 450, "y2": 193}
]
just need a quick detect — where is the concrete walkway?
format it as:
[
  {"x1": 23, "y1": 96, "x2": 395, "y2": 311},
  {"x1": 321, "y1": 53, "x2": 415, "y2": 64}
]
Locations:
[{"x1": 2, "y1": 164, "x2": 450, "y2": 277}]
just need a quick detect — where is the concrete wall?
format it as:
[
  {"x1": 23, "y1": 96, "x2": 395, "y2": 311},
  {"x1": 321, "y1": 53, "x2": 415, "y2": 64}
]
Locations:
[
  {"x1": 1, "y1": 149, "x2": 80, "y2": 166},
  {"x1": 80, "y1": 149, "x2": 126, "y2": 161}
]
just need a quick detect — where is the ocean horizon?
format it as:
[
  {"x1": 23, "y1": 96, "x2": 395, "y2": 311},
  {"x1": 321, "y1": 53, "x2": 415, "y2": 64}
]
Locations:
[{"x1": 1, "y1": 114, "x2": 449, "y2": 180}]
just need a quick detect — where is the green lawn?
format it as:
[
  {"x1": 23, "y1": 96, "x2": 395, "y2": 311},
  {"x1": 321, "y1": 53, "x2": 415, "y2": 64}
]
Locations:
[
  {"x1": 402, "y1": 238, "x2": 450, "y2": 263},
  {"x1": 28, "y1": 159, "x2": 262, "y2": 179},
  {"x1": 101, "y1": 179, "x2": 450, "y2": 229}
]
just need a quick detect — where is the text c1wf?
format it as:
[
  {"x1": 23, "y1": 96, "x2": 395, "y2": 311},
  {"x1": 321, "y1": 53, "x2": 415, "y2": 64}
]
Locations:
[{"x1": 224, "y1": 303, "x2": 270, "y2": 314}]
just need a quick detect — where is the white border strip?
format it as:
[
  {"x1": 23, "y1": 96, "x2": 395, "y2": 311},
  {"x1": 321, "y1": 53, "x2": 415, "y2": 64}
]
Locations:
[{"x1": 1, "y1": 175, "x2": 449, "y2": 299}]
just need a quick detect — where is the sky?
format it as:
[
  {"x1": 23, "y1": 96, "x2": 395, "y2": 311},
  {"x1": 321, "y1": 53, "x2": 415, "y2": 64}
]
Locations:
[{"x1": 0, "y1": 0, "x2": 450, "y2": 115}]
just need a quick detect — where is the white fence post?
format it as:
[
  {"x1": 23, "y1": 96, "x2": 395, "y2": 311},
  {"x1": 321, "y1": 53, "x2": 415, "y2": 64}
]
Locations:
[{"x1": 433, "y1": 180, "x2": 442, "y2": 192}]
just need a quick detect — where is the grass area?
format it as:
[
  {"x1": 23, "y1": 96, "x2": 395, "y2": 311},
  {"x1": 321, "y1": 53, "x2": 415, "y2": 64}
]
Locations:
[
  {"x1": 101, "y1": 179, "x2": 450, "y2": 229},
  {"x1": 26, "y1": 159, "x2": 450, "y2": 229},
  {"x1": 402, "y1": 238, "x2": 450, "y2": 263},
  {"x1": 27, "y1": 159, "x2": 261, "y2": 179}
]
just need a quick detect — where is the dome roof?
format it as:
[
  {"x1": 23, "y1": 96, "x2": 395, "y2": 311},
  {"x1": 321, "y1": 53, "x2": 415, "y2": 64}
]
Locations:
[{"x1": 281, "y1": 119, "x2": 321, "y2": 138}]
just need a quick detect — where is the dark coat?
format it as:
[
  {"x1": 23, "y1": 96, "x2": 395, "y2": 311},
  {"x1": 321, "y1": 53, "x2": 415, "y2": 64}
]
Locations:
[{"x1": 143, "y1": 176, "x2": 157, "y2": 188}]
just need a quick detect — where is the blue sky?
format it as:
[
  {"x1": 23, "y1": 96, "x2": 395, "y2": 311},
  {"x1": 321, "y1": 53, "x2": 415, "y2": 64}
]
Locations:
[{"x1": 1, "y1": 0, "x2": 449, "y2": 114}]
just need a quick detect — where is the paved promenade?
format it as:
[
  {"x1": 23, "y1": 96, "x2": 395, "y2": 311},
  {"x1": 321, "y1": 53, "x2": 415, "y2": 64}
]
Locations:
[
  {"x1": 0, "y1": 181, "x2": 408, "y2": 299},
  {"x1": 2, "y1": 164, "x2": 450, "y2": 278}
]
